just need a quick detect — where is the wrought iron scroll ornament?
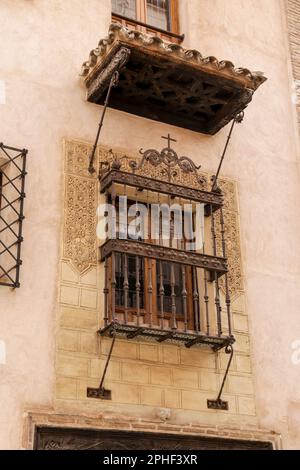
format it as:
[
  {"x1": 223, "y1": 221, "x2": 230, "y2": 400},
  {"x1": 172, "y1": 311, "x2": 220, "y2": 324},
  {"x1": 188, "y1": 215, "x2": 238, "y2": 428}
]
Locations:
[
  {"x1": 0, "y1": 143, "x2": 27, "y2": 288},
  {"x1": 99, "y1": 134, "x2": 207, "y2": 188}
]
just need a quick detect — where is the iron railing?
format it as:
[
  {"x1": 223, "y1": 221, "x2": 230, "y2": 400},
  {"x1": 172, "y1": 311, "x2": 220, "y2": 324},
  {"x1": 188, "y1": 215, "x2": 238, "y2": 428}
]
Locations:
[
  {"x1": 0, "y1": 143, "x2": 27, "y2": 288},
  {"x1": 100, "y1": 251, "x2": 233, "y2": 350},
  {"x1": 99, "y1": 203, "x2": 233, "y2": 351}
]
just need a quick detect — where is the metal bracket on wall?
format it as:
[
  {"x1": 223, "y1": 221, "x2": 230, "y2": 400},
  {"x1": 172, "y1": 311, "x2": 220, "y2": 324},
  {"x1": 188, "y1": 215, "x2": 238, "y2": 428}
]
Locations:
[
  {"x1": 87, "y1": 323, "x2": 117, "y2": 400},
  {"x1": 207, "y1": 344, "x2": 234, "y2": 411}
]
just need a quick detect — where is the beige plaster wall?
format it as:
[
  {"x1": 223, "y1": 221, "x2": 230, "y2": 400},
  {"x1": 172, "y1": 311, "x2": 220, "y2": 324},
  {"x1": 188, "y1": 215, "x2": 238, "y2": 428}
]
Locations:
[{"x1": 0, "y1": 0, "x2": 300, "y2": 449}]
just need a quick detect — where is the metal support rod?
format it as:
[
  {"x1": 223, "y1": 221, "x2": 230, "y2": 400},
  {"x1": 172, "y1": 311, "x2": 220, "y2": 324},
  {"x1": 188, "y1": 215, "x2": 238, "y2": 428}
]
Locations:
[
  {"x1": 98, "y1": 330, "x2": 116, "y2": 392},
  {"x1": 211, "y1": 112, "x2": 244, "y2": 191},
  {"x1": 87, "y1": 324, "x2": 117, "y2": 400},
  {"x1": 207, "y1": 344, "x2": 234, "y2": 410},
  {"x1": 88, "y1": 71, "x2": 120, "y2": 174},
  {"x1": 216, "y1": 345, "x2": 234, "y2": 402}
]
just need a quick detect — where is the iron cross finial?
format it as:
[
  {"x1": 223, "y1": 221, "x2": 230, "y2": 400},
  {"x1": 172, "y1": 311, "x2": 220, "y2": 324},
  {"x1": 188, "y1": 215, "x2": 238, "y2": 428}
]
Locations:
[{"x1": 161, "y1": 133, "x2": 177, "y2": 149}]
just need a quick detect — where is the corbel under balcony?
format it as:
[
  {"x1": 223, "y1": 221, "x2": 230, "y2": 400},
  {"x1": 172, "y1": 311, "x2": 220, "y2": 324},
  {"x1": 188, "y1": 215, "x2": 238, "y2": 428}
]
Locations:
[{"x1": 81, "y1": 23, "x2": 267, "y2": 135}]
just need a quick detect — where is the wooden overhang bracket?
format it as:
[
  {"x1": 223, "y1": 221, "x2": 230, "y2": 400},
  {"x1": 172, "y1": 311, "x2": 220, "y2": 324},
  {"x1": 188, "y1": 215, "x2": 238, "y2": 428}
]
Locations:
[
  {"x1": 207, "y1": 344, "x2": 234, "y2": 411},
  {"x1": 81, "y1": 23, "x2": 267, "y2": 135},
  {"x1": 87, "y1": 322, "x2": 118, "y2": 400}
]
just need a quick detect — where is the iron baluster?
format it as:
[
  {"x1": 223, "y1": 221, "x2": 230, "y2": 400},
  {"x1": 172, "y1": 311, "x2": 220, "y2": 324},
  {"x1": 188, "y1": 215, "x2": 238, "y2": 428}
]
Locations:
[
  {"x1": 220, "y1": 206, "x2": 233, "y2": 337},
  {"x1": 123, "y1": 254, "x2": 129, "y2": 325},
  {"x1": 111, "y1": 252, "x2": 116, "y2": 322},
  {"x1": 181, "y1": 265, "x2": 188, "y2": 332},
  {"x1": 211, "y1": 204, "x2": 222, "y2": 336},
  {"x1": 203, "y1": 259, "x2": 210, "y2": 336},
  {"x1": 135, "y1": 256, "x2": 141, "y2": 326},
  {"x1": 170, "y1": 263, "x2": 177, "y2": 330},
  {"x1": 192, "y1": 266, "x2": 200, "y2": 333},
  {"x1": 147, "y1": 259, "x2": 153, "y2": 327},
  {"x1": 103, "y1": 257, "x2": 109, "y2": 326},
  {"x1": 159, "y1": 260, "x2": 164, "y2": 329}
]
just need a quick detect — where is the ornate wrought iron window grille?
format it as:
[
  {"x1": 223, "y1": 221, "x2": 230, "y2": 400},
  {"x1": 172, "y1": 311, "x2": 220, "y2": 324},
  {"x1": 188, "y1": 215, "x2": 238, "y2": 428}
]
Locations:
[
  {"x1": 87, "y1": 134, "x2": 238, "y2": 406},
  {"x1": 0, "y1": 143, "x2": 27, "y2": 288}
]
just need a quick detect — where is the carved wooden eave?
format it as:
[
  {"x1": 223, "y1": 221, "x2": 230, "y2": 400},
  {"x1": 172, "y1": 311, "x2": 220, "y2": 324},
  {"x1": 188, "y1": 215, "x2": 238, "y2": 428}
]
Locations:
[{"x1": 81, "y1": 23, "x2": 267, "y2": 135}]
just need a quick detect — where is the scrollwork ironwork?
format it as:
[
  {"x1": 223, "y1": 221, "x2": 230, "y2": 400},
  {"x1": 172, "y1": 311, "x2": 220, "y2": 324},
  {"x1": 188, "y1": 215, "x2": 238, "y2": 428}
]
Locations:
[{"x1": 100, "y1": 135, "x2": 207, "y2": 188}]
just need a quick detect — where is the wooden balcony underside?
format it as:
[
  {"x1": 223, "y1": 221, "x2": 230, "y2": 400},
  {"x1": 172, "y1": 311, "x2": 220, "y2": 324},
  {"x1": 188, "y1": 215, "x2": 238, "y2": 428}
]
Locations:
[{"x1": 82, "y1": 24, "x2": 267, "y2": 135}]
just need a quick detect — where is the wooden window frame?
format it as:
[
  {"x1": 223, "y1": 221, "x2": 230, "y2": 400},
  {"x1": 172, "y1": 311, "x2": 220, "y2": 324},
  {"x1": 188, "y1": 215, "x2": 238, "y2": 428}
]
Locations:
[
  {"x1": 112, "y1": 0, "x2": 182, "y2": 43},
  {"x1": 112, "y1": 254, "x2": 195, "y2": 329},
  {"x1": 108, "y1": 198, "x2": 196, "y2": 328}
]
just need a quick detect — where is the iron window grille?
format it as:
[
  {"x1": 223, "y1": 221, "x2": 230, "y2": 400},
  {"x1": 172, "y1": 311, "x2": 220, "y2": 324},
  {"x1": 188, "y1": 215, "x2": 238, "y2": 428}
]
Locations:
[{"x1": 0, "y1": 143, "x2": 27, "y2": 288}]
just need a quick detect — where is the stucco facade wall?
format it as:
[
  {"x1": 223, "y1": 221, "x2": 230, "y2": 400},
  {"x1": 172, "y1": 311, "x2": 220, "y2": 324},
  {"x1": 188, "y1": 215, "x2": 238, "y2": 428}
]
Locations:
[
  {"x1": 0, "y1": 0, "x2": 300, "y2": 449},
  {"x1": 287, "y1": 0, "x2": 300, "y2": 129}
]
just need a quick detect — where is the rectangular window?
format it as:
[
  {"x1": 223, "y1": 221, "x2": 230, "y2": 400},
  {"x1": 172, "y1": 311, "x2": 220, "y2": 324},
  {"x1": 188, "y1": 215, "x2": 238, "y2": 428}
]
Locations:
[
  {"x1": 146, "y1": 0, "x2": 170, "y2": 31},
  {"x1": 111, "y1": 0, "x2": 180, "y2": 38},
  {"x1": 112, "y1": 0, "x2": 137, "y2": 20},
  {"x1": 111, "y1": 198, "x2": 195, "y2": 324}
]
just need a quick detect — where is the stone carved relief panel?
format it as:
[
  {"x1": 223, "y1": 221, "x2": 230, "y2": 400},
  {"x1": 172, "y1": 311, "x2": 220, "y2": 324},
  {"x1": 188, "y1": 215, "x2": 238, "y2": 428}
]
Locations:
[
  {"x1": 63, "y1": 141, "x2": 98, "y2": 274},
  {"x1": 63, "y1": 141, "x2": 243, "y2": 297},
  {"x1": 216, "y1": 179, "x2": 244, "y2": 297}
]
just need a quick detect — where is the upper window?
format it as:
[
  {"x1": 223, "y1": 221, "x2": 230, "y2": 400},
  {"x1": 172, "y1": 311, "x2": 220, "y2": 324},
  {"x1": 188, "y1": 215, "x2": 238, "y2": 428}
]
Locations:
[{"x1": 111, "y1": 0, "x2": 181, "y2": 40}]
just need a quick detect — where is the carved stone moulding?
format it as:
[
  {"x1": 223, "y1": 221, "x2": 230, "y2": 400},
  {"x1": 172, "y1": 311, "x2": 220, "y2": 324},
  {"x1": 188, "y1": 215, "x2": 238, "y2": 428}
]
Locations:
[
  {"x1": 100, "y1": 170, "x2": 223, "y2": 207},
  {"x1": 100, "y1": 238, "x2": 228, "y2": 274},
  {"x1": 81, "y1": 24, "x2": 267, "y2": 135}
]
